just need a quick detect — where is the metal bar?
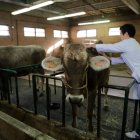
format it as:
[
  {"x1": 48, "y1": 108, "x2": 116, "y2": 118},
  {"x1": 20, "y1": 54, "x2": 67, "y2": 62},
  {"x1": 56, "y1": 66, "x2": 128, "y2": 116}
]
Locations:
[
  {"x1": 53, "y1": 72, "x2": 57, "y2": 95},
  {"x1": 11, "y1": 63, "x2": 41, "y2": 71},
  {"x1": 109, "y1": 75, "x2": 133, "y2": 79},
  {"x1": 62, "y1": 83, "x2": 65, "y2": 126},
  {"x1": 132, "y1": 100, "x2": 138, "y2": 130},
  {"x1": 104, "y1": 76, "x2": 135, "y2": 140},
  {"x1": 121, "y1": 89, "x2": 129, "y2": 140},
  {"x1": 32, "y1": 73, "x2": 65, "y2": 126},
  {"x1": 15, "y1": 76, "x2": 19, "y2": 107},
  {"x1": 33, "y1": 73, "x2": 62, "y2": 81},
  {"x1": 50, "y1": 70, "x2": 64, "y2": 76},
  {"x1": 0, "y1": 78, "x2": 3, "y2": 100},
  {"x1": 0, "y1": 68, "x2": 17, "y2": 75},
  {"x1": 46, "y1": 78, "x2": 50, "y2": 120},
  {"x1": 32, "y1": 75, "x2": 38, "y2": 115},
  {"x1": 7, "y1": 77, "x2": 11, "y2": 104},
  {"x1": 9, "y1": 77, "x2": 13, "y2": 94},
  {"x1": 28, "y1": 74, "x2": 31, "y2": 87},
  {"x1": 97, "y1": 87, "x2": 101, "y2": 138},
  {"x1": 106, "y1": 84, "x2": 129, "y2": 90},
  {"x1": 0, "y1": 69, "x2": 17, "y2": 103},
  {"x1": 105, "y1": 78, "x2": 135, "y2": 90}
]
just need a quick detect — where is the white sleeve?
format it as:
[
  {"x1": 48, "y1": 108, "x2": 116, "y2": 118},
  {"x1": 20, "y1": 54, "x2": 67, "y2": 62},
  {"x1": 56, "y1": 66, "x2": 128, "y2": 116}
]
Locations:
[
  {"x1": 111, "y1": 57, "x2": 124, "y2": 65},
  {"x1": 96, "y1": 40, "x2": 127, "y2": 53}
]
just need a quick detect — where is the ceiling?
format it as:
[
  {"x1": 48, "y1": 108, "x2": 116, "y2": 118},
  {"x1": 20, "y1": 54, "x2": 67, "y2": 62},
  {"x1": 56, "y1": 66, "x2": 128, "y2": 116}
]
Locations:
[{"x1": 0, "y1": 0, "x2": 140, "y2": 25}]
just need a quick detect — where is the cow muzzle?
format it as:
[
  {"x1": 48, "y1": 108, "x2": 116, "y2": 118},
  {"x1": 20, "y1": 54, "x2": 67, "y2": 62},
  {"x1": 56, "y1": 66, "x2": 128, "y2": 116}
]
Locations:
[{"x1": 66, "y1": 94, "x2": 84, "y2": 106}]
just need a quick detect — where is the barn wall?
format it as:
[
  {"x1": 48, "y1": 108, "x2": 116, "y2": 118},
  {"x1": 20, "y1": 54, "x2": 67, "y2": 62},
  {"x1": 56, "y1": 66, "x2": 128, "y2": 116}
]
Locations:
[
  {"x1": 1, "y1": 10, "x2": 140, "y2": 52},
  {"x1": 70, "y1": 20, "x2": 140, "y2": 44},
  {"x1": 0, "y1": 10, "x2": 69, "y2": 53}
]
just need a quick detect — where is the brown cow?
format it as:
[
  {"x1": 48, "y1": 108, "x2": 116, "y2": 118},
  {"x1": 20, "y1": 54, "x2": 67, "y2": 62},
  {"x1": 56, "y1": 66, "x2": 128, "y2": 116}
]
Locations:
[
  {"x1": 62, "y1": 43, "x2": 110, "y2": 131},
  {"x1": 0, "y1": 45, "x2": 46, "y2": 97},
  {"x1": 0, "y1": 45, "x2": 46, "y2": 70}
]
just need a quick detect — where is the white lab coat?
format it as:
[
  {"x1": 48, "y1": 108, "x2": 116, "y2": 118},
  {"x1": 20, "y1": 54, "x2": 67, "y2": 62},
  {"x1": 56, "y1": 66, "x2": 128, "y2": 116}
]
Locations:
[{"x1": 96, "y1": 38, "x2": 140, "y2": 99}]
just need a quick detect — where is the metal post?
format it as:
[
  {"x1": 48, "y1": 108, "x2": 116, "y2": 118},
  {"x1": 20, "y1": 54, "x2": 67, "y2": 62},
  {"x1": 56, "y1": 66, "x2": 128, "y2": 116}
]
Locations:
[
  {"x1": 32, "y1": 75, "x2": 38, "y2": 115},
  {"x1": 28, "y1": 74, "x2": 31, "y2": 87},
  {"x1": 53, "y1": 72, "x2": 56, "y2": 95},
  {"x1": 97, "y1": 87, "x2": 101, "y2": 138},
  {"x1": 62, "y1": 83, "x2": 65, "y2": 126},
  {"x1": 132, "y1": 100, "x2": 138, "y2": 130},
  {"x1": 46, "y1": 78, "x2": 50, "y2": 120},
  {"x1": 121, "y1": 88, "x2": 129, "y2": 140},
  {"x1": 15, "y1": 76, "x2": 19, "y2": 107},
  {"x1": 9, "y1": 77, "x2": 13, "y2": 95},
  {"x1": 6, "y1": 77, "x2": 11, "y2": 104}
]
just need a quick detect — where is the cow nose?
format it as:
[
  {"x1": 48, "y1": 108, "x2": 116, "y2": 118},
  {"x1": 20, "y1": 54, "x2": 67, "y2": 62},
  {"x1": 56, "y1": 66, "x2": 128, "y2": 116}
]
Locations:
[{"x1": 66, "y1": 94, "x2": 84, "y2": 105}]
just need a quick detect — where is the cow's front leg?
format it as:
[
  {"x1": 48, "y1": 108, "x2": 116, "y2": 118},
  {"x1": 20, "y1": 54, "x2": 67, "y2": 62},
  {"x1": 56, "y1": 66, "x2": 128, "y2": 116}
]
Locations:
[
  {"x1": 87, "y1": 89, "x2": 97, "y2": 132},
  {"x1": 71, "y1": 104, "x2": 77, "y2": 128}
]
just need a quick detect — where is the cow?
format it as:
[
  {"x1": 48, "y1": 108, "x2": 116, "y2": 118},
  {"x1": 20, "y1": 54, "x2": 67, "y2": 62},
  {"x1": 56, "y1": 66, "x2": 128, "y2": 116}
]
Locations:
[
  {"x1": 0, "y1": 45, "x2": 46, "y2": 98},
  {"x1": 0, "y1": 45, "x2": 46, "y2": 69},
  {"x1": 62, "y1": 43, "x2": 110, "y2": 132}
]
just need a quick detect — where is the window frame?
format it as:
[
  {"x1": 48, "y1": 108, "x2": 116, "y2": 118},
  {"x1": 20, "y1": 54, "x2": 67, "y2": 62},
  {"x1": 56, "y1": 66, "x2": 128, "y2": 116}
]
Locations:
[
  {"x1": 108, "y1": 27, "x2": 120, "y2": 36},
  {"x1": 77, "y1": 29, "x2": 97, "y2": 38},
  {"x1": 0, "y1": 24, "x2": 10, "y2": 37},
  {"x1": 24, "y1": 27, "x2": 45, "y2": 37},
  {"x1": 35, "y1": 28, "x2": 45, "y2": 37},
  {"x1": 53, "y1": 30, "x2": 68, "y2": 38}
]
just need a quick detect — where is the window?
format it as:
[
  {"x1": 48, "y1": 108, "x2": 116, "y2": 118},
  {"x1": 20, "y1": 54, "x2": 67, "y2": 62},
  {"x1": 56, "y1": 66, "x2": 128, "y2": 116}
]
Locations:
[
  {"x1": 53, "y1": 30, "x2": 68, "y2": 38},
  {"x1": 77, "y1": 29, "x2": 96, "y2": 38},
  {"x1": 24, "y1": 27, "x2": 45, "y2": 37},
  {"x1": 109, "y1": 27, "x2": 120, "y2": 36},
  {"x1": 24, "y1": 27, "x2": 35, "y2": 37},
  {"x1": 87, "y1": 29, "x2": 96, "y2": 37},
  {"x1": 36, "y1": 28, "x2": 45, "y2": 37},
  {"x1": 62, "y1": 31, "x2": 68, "y2": 38},
  {"x1": 0, "y1": 25, "x2": 10, "y2": 36},
  {"x1": 53, "y1": 30, "x2": 61, "y2": 38},
  {"x1": 77, "y1": 30, "x2": 86, "y2": 38}
]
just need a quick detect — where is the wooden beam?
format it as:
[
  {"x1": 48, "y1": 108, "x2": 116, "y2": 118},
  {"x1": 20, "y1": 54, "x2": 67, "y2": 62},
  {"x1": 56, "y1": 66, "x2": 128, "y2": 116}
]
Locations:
[{"x1": 121, "y1": 0, "x2": 140, "y2": 14}]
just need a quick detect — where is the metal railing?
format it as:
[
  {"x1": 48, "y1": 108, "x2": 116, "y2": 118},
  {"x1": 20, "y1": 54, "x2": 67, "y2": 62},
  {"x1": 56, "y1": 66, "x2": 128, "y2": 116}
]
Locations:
[
  {"x1": 32, "y1": 73, "x2": 66, "y2": 126},
  {"x1": 104, "y1": 75, "x2": 136, "y2": 140},
  {"x1": 0, "y1": 68, "x2": 137, "y2": 139},
  {"x1": 0, "y1": 68, "x2": 19, "y2": 106}
]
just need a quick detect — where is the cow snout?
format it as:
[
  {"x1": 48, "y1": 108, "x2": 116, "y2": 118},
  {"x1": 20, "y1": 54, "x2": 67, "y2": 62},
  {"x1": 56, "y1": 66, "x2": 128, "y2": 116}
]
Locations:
[{"x1": 66, "y1": 94, "x2": 84, "y2": 105}]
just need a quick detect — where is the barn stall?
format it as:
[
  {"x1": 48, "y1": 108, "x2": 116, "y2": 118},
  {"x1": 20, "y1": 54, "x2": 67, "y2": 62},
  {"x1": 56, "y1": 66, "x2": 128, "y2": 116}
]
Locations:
[
  {"x1": 0, "y1": 0, "x2": 140, "y2": 140},
  {"x1": 0, "y1": 45, "x2": 137, "y2": 140}
]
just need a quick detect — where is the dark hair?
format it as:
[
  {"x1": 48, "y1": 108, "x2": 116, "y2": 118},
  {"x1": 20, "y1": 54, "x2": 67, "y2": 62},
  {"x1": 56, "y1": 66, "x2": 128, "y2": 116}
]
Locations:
[{"x1": 120, "y1": 24, "x2": 136, "y2": 37}]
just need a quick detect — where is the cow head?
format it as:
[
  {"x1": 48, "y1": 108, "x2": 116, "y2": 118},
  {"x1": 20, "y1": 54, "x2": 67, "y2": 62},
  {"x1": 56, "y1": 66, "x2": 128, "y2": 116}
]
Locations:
[{"x1": 62, "y1": 44, "x2": 88, "y2": 106}]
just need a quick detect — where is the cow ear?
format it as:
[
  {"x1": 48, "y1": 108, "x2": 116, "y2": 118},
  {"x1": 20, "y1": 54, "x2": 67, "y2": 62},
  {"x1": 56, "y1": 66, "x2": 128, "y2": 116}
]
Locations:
[
  {"x1": 41, "y1": 56, "x2": 63, "y2": 72},
  {"x1": 89, "y1": 56, "x2": 110, "y2": 71}
]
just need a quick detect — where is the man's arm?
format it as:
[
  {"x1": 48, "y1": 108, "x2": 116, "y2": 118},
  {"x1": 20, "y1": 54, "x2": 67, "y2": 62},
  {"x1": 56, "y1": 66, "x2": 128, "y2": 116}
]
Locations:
[{"x1": 111, "y1": 57, "x2": 124, "y2": 64}]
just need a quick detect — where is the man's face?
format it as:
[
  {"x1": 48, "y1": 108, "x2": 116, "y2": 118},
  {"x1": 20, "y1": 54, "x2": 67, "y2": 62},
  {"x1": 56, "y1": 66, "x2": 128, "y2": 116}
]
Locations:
[
  {"x1": 120, "y1": 30, "x2": 129, "y2": 40},
  {"x1": 120, "y1": 31, "x2": 124, "y2": 40}
]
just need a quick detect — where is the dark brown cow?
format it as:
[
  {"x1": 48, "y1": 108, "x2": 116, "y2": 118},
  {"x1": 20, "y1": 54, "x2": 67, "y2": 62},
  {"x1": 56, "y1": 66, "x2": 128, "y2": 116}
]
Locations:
[
  {"x1": 0, "y1": 45, "x2": 46, "y2": 70},
  {"x1": 0, "y1": 45, "x2": 46, "y2": 97},
  {"x1": 62, "y1": 43, "x2": 110, "y2": 131}
]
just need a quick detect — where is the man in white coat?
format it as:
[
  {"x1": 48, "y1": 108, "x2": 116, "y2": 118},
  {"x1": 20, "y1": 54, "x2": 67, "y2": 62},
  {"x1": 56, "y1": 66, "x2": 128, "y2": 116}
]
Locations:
[{"x1": 86, "y1": 24, "x2": 140, "y2": 139}]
